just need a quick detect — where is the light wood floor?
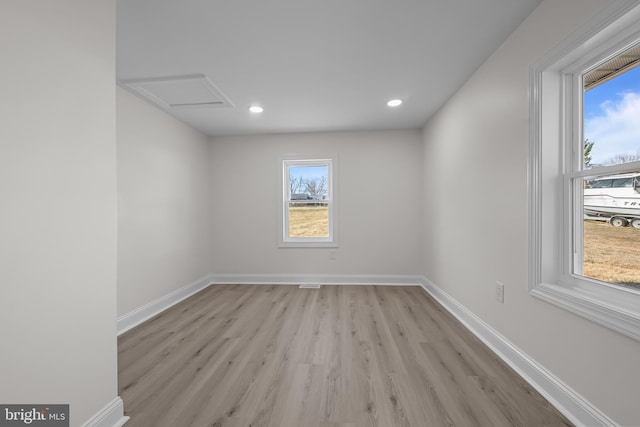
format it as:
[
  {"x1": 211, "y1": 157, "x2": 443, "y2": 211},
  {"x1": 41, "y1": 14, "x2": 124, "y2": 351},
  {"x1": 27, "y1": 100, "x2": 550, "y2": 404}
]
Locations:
[{"x1": 118, "y1": 285, "x2": 572, "y2": 427}]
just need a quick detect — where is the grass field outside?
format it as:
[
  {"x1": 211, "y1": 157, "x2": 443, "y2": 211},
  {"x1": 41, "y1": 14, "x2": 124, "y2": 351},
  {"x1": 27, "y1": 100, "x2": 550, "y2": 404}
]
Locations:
[
  {"x1": 288, "y1": 206, "x2": 329, "y2": 238},
  {"x1": 583, "y1": 220, "x2": 640, "y2": 289}
]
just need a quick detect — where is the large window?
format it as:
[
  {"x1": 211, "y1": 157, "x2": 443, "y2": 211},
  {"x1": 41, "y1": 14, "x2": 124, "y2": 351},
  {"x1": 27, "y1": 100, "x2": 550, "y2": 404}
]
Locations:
[
  {"x1": 529, "y1": 1, "x2": 640, "y2": 341},
  {"x1": 574, "y1": 43, "x2": 640, "y2": 291},
  {"x1": 278, "y1": 155, "x2": 338, "y2": 247}
]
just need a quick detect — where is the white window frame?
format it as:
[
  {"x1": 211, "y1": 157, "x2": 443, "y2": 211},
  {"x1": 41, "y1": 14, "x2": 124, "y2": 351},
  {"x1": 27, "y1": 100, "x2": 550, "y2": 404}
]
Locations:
[
  {"x1": 529, "y1": 1, "x2": 640, "y2": 342},
  {"x1": 277, "y1": 154, "x2": 338, "y2": 248}
]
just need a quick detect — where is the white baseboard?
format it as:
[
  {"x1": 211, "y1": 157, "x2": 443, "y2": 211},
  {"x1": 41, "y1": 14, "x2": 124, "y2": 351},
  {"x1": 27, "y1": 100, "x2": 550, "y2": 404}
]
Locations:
[
  {"x1": 81, "y1": 397, "x2": 129, "y2": 427},
  {"x1": 117, "y1": 275, "x2": 213, "y2": 335},
  {"x1": 418, "y1": 276, "x2": 616, "y2": 427},
  {"x1": 209, "y1": 273, "x2": 423, "y2": 286}
]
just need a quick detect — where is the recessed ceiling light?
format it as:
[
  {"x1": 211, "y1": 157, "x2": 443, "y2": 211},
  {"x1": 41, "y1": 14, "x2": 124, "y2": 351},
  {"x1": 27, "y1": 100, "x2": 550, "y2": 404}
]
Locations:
[
  {"x1": 249, "y1": 105, "x2": 264, "y2": 113},
  {"x1": 387, "y1": 99, "x2": 402, "y2": 107}
]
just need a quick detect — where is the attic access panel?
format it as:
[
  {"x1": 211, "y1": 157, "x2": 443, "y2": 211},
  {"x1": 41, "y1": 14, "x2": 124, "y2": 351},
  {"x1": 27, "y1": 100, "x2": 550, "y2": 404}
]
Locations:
[{"x1": 120, "y1": 74, "x2": 233, "y2": 110}]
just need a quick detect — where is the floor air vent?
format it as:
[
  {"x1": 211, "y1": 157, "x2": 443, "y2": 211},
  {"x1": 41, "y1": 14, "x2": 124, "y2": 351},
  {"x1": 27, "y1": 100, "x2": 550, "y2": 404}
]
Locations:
[{"x1": 299, "y1": 284, "x2": 321, "y2": 289}]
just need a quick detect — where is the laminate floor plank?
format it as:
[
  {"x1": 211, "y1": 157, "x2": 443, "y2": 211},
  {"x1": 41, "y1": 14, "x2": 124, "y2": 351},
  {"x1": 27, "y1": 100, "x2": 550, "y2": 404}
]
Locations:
[{"x1": 118, "y1": 285, "x2": 572, "y2": 427}]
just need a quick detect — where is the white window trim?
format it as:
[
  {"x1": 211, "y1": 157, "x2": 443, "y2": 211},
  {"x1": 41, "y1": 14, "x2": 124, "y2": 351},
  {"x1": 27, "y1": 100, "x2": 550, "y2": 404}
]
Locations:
[
  {"x1": 529, "y1": 1, "x2": 640, "y2": 342},
  {"x1": 277, "y1": 154, "x2": 339, "y2": 248}
]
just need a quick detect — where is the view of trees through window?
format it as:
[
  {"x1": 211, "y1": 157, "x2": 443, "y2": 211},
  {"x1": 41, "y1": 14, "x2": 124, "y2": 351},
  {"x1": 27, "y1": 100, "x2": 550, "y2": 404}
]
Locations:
[
  {"x1": 287, "y1": 165, "x2": 329, "y2": 238},
  {"x1": 581, "y1": 43, "x2": 640, "y2": 290}
]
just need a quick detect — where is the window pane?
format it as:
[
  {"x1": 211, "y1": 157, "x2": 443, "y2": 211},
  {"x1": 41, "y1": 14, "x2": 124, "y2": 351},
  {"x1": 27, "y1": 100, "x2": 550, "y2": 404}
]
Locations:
[
  {"x1": 288, "y1": 165, "x2": 328, "y2": 200},
  {"x1": 288, "y1": 202, "x2": 329, "y2": 238},
  {"x1": 583, "y1": 44, "x2": 640, "y2": 168},
  {"x1": 286, "y1": 163, "x2": 330, "y2": 239},
  {"x1": 582, "y1": 171, "x2": 640, "y2": 290},
  {"x1": 580, "y1": 44, "x2": 640, "y2": 290}
]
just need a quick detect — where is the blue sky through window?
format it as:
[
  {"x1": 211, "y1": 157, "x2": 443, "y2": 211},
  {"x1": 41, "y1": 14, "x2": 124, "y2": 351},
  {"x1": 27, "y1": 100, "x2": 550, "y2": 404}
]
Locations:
[
  {"x1": 289, "y1": 165, "x2": 328, "y2": 198},
  {"x1": 584, "y1": 65, "x2": 640, "y2": 165},
  {"x1": 289, "y1": 165, "x2": 327, "y2": 184}
]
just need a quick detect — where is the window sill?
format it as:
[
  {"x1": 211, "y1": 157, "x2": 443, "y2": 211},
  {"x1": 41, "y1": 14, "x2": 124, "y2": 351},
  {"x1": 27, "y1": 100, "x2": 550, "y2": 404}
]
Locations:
[
  {"x1": 278, "y1": 241, "x2": 338, "y2": 248},
  {"x1": 530, "y1": 281, "x2": 640, "y2": 341}
]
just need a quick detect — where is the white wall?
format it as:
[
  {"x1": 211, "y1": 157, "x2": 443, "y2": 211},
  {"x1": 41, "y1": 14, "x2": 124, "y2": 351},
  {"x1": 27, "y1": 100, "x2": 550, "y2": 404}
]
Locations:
[
  {"x1": 421, "y1": 0, "x2": 640, "y2": 424},
  {"x1": 210, "y1": 131, "x2": 424, "y2": 277},
  {"x1": 117, "y1": 87, "x2": 213, "y2": 316},
  {"x1": 0, "y1": 1, "x2": 119, "y2": 426}
]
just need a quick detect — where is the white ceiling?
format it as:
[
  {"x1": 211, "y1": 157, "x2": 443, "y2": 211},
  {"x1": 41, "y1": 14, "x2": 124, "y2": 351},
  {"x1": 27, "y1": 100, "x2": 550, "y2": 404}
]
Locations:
[{"x1": 116, "y1": 0, "x2": 542, "y2": 137}]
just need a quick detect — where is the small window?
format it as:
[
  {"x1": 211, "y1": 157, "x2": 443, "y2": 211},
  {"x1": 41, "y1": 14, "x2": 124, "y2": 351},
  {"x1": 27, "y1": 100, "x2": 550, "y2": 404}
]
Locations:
[
  {"x1": 278, "y1": 155, "x2": 338, "y2": 247},
  {"x1": 590, "y1": 179, "x2": 612, "y2": 188},
  {"x1": 612, "y1": 178, "x2": 634, "y2": 188}
]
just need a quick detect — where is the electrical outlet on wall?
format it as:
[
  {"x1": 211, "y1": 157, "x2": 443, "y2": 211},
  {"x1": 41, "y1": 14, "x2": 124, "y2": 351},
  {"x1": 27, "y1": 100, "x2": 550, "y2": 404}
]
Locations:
[
  {"x1": 329, "y1": 249, "x2": 337, "y2": 260},
  {"x1": 495, "y1": 281, "x2": 505, "y2": 303}
]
